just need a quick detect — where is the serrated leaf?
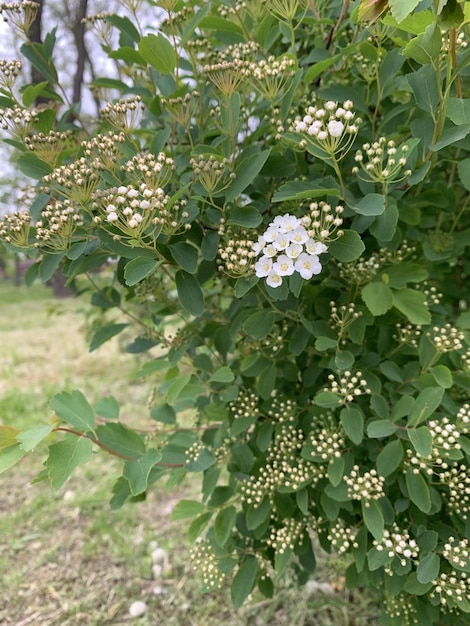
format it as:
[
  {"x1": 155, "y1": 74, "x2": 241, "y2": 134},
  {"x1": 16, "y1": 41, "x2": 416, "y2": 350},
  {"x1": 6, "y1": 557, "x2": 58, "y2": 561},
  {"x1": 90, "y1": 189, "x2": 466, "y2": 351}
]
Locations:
[
  {"x1": 430, "y1": 123, "x2": 470, "y2": 151},
  {"x1": 168, "y1": 242, "x2": 199, "y2": 274},
  {"x1": 231, "y1": 556, "x2": 259, "y2": 608},
  {"x1": 46, "y1": 434, "x2": 93, "y2": 489},
  {"x1": 0, "y1": 444, "x2": 26, "y2": 473},
  {"x1": 123, "y1": 448, "x2": 161, "y2": 495},
  {"x1": 446, "y1": 98, "x2": 470, "y2": 125},
  {"x1": 50, "y1": 390, "x2": 95, "y2": 431},
  {"x1": 124, "y1": 257, "x2": 160, "y2": 286},
  {"x1": 405, "y1": 467, "x2": 431, "y2": 512},
  {"x1": 402, "y1": 23, "x2": 441, "y2": 64},
  {"x1": 328, "y1": 230, "x2": 365, "y2": 263},
  {"x1": 0, "y1": 426, "x2": 20, "y2": 451},
  {"x1": 138, "y1": 33, "x2": 176, "y2": 74},
  {"x1": 392, "y1": 288, "x2": 431, "y2": 325},
  {"x1": 89, "y1": 323, "x2": 128, "y2": 352},
  {"x1": 96, "y1": 423, "x2": 145, "y2": 459},
  {"x1": 94, "y1": 396, "x2": 120, "y2": 419},
  {"x1": 17, "y1": 425, "x2": 54, "y2": 451},
  {"x1": 362, "y1": 282, "x2": 393, "y2": 316}
]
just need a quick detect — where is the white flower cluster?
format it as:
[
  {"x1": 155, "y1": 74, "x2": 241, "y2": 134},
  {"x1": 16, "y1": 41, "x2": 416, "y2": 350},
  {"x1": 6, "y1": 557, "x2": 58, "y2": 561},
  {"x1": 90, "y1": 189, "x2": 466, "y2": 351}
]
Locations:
[
  {"x1": 253, "y1": 214, "x2": 327, "y2": 288},
  {"x1": 373, "y1": 524, "x2": 419, "y2": 570}
]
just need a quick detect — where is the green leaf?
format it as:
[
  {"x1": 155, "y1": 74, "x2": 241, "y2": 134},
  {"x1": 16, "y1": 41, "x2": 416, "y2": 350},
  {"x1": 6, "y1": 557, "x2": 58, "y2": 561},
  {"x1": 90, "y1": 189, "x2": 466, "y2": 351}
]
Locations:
[
  {"x1": 20, "y1": 40, "x2": 58, "y2": 85},
  {"x1": 430, "y1": 123, "x2": 470, "y2": 151},
  {"x1": 362, "y1": 499, "x2": 384, "y2": 541},
  {"x1": 243, "y1": 310, "x2": 276, "y2": 340},
  {"x1": 389, "y1": 0, "x2": 422, "y2": 23},
  {"x1": 271, "y1": 180, "x2": 340, "y2": 202},
  {"x1": 446, "y1": 98, "x2": 470, "y2": 125},
  {"x1": 328, "y1": 230, "x2": 365, "y2": 263},
  {"x1": 392, "y1": 288, "x2": 431, "y2": 325},
  {"x1": 123, "y1": 448, "x2": 161, "y2": 495},
  {"x1": 231, "y1": 556, "x2": 259, "y2": 608},
  {"x1": 46, "y1": 434, "x2": 93, "y2": 489},
  {"x1": 96, "y1": 423, "x2": 145, "y2": 459},
  {"x1": 89, "y1": 323, "x2": 128, "y2": 352},
  {"x1": 226, "y1": 205, "x2": 263, "y2": 228},
  {"x1": 175, "y1": 270, "x2": 204, "y2": 317},
  {"x1": 168, "y1": 242, "x2": 199, "y2": 274},
  {"x1": 458, "y1": 158, "x2": 470, "y2": 192},
  {"x1": 430, "y1": 365, "x2": 453, "y2": 389},
  {"x1": 209, "y1": 366, "x2": 235, "y2": 383},
  {"x1": 124, "y1": 257, "x2": 160, "y2": 286},
  {"x1": 368, "y1": 546, "x2": 391, "y2": 571},
  {"x1": 95, "y1": 396, "x2": 120, "y2": 419},
  {"x1": 257, "y1": 363, "x2": 276, "y2": 400},
  {"x1": 171, "y1": 499, "x2": 206, "y2": 521},
  {"x1": 17, "y1": 152, "x2": 53, "y2": 180},
  {"x1": 22, "y1": 81, "x2": 48, "y2": 107},
  {"x1": 340, "y1": 406, "x2": 364, "y2": 445},
  {"x1": 404, "y1": 572, "x2": 433, "y2": 595},
  {"x1": 350, "y1": 193, "x2": 385, "y2": 216},
  {"x1": 382, "y1": 10, "x2": 434, "y2": 33},
  {"x1": 166, "y1": 373, "x2": 192, "y2": 405},
  {"x1": 370, "y1": 205, "x2": 398, "y2": 242},
  {"x1": 187, "y1": 512, "x2": 212, "y2": 542},
  {"x1": 328, "y1": 455, "x2": 345, "y2": 487},
  {"x1": 138, "y1": 33, "x2": 176, "y2": 75},
  {"x1": 235, "y1": 275, "x2": 258, "y2": 297},
  {"x1": 408, "y1": 387, "x2": 444, "y2": 427},
  {"x1": 105, "y1": 14, "x2": 140, "y2": 44},
  {"x1": 367, "y1": 420, "x2": 397, "y2": 438},
  {"x1": 361, "y1": 282, "x2": 393, "y2": 316},
  {"x1": 17, "y1": 425, "x2": 54, "y2": 452},
  {"x1": 0, "y1": 444, "x2": 26, "y2": 473},
  {"x1": 315, "y1": 336, "x2": 337, "y2": 351},
  {"x1": 402, "y1": 23, "x2": 442, "y2": 64},
  {"x1": 381, "y1": 262, "x2": 428, "y2": 288},
  {"x1": 417, "y1": 552, "x2": 440, "y2": 584},
  {"x1": 407, "y1": 65, "x2": 440, "y2": 113},
  {"x1": 215, "y1": 506, "x2": 237, "y2": 547},
  {"x1": 405, "y1": 467, "x2": 431, "y2": 512},
  {"x1": 246, "y1": 498, "x2": 271, "y2": 530},
  {"x1": 50, "y1": 390, "x2": 95, "y2": 432},
  {"x1": 304, "y1": 55, "x2": 341, "y2": 83},
  {"x1": 335, "y1": 350, "x2": 354, "y2": 371},
  {"x1": 314, "y1": 391, "x2": 341, "y2": 408},
  {"x1": 225, "y1": 149, "x2": 271, "y2": 202},
  {"x1": 408, "y1": 426, "x2": 433, "y2": 458},
  {"x1": 377, "y1": 440, "x2": 404, "y2": 477},
  {"x1": 150, "y1": 403, "x2": 176, "y2": 424}
]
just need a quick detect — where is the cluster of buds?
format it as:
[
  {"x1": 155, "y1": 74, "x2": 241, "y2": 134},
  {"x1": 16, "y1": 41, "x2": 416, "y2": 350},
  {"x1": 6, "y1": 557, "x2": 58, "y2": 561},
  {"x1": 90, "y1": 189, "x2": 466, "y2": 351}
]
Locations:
[
  {"x1": 384, "y1": 594, "x2": 418, "y2": 626},
  {"x1": 94, "y1": 183, "x2": 190, "y2": 242},
  {"x1": 100, "y1": 96, "x2": 144, "y2": 132},
  {"x1": 265, "y1": 397, "x2": 297, "y2": 423},
  {"x1": 427, "y1": 324, "x2": 465, "y2": 353},
  {"x1": 248, "y1": 55, "x2": 297, "y2": 103},
  {"x1": 350, "y1": 50, "x2": 384, "y2": 84},
  {"x1": 252, "y1": 213, "x2": 328, "y2": 289},
  {"x1": 217, "y1": 220, "x2": 256, "y2": 277},
  {"x1": 229, "y1": 389, "x2": 260, "y2": 421},
  {"x1": 456, "y1": 404, "x2": 470, "y2": 434},
  {"x1": 35, "y1": 200, "x2": 84, "y2": 251},
  {"x1": 352, "y1": 137, "x2": 412, "y2": 184},
  {"x1": 0, "y1": 59, "x2": 21, "y2": 90},
  {"x1": 292, "y1": 99, "x2": 360, "y2": 160},
  {"x1": 185, "y1": 441, "x2": 206, "y2": 466},
  {"x1": 325, "y1": 370, "x2": 371, "y2": 404},
  {"x1": 24, "y1": 130, "x2": 76, "y2": 168},
  {"x1": 121, "y1": 152, "x2": 176, "y2": 191},
  {"x1": 404, "y1": 447, "x2": 446, "y2": 477},
  {"x1": 0, "y1": 210, "x2": 31, "y2": 247},
  {"x1": 329, "y1": 301, "x2": 362, "y2": 345},
  {"x1": 307, "y1": 427, "x2": 344, "y2": 463},
  {"x1": 160, "y1": 3, "x2": 194, "y2": 34},
  {"x1": 441, "y1": 30, "x2": 468, "y2": 53},
  {"x1": 461, "y1": 349, "x2": 470, "y2": 373},
  {"x1": 344, "y1": 465, "x2": 385, "y2": 505},
  {"x1": 203, "y1": 59, "x2": 251, "y2": 97},
  {"x1": 191, "y1": 153, "x2": 233, "y2": 196},
  {"x1": 82, "y1": 12, "x2": 114, "y2": 48},
  {"x1": 81, "y1": 131, "x2": 126, "y2": 171},
  {"x1": 430, "y1": 570, "x2": 470, "y2": 610},
  {"x1": 327, "y1": 521, "x2": 359, "y2": 554},
  {"x1": 421, "y1": 283, "x2": 442, "y2": 306},
  {"x1": 161, "y1": 91, "x2": 201, "y2": 128},
  {"x1": 43, "y1": 157, "x2": 101, "y2": 205},
  {"x1": 429, "y1": 417, "x2": 461, "y2": 454},
  {"x1": 338, "y1": 242, "x2": 416, "y2": 286},
  {"x1": 267, "y1": 518, "x2": 305, "y2": 554},
  {"x1": 373, "y1": 524, "x2": 419, "y2": 571},
  {"x1": 0, "y1": 1, "x2": 39, "y2": 38},
  {"x1": 304, "y1": 201, "x2": 344, "y2": 242},
  {"x1": 0, "y1": 104, "x2": 38, "y2": 138},
  {"x1": 393, "y1": 322, "x2": 422, "y2": 349},
  {"x1": 443, "y1": 537, "x2": 470, "y2": 569},
  {"x1": 190, "y1": 540, "x2": 226, "y2": 591},
  {"x1": 440, "y1": 464, "x2": 470, "y2": 520},
  {"x1": 266, "y1": 0, "x2": 307, "y2": 23},
  {"x1": 241, "y1": 424, "x2": 324, "y2": 507}
]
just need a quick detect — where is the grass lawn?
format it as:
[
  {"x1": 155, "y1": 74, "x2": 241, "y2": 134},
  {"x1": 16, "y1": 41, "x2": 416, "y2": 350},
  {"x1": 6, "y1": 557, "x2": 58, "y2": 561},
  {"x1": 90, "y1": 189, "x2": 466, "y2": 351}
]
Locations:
[{"x1": 0, "y1": 280, "x2": 381, "y2": 625}]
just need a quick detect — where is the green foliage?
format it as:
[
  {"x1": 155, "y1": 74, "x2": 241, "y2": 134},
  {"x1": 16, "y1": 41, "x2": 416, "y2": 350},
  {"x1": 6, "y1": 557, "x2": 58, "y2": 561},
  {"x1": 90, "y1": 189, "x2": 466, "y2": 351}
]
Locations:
[{"x1": 1, "y1": 0, "x2": 470, "y2": 623}]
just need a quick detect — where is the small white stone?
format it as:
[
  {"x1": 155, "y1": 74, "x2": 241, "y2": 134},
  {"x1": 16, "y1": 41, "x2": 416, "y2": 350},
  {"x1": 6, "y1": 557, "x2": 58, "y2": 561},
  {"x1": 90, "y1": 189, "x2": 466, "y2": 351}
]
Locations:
[
  {"x1": 129, "y1": 601, "x2": 147, "y2": 617},
  {"x1": 152, "y1": 564, "x2": 163, "y2": 579},
  {"x1": 153, "y1": 584, "x2": 166, "y2": 596},
  {"x1": 151, "y1": 547, "x2": 168, "y2": 565}
]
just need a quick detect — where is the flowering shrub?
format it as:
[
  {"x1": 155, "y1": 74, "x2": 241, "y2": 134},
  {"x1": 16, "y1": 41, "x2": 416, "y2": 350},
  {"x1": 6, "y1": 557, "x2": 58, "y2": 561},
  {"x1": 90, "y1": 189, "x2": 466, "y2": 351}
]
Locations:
[{"x1": 1, "y1": 0, "x2": 470, "y2": 623}]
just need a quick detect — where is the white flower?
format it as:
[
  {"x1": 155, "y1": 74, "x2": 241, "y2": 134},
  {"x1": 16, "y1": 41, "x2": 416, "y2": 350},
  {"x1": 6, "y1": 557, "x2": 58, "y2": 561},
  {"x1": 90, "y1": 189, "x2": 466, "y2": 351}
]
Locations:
[
  {"x1": 295, "y1": 121, "x2": 307, "y2": 132},
  {"x1": 273, "y1": 214, "x2": 301, "y2": 232},
  {"x1": 273, "y1": 233, "x2": 290, "y2": 251},
  {"x1": 290, "y1": 226, "x2": 309, "y2": 244},
  {"x1": 266, "y1": 270, "x2": 283, "y2": 288},
  {"x1": 327, "y1": 120, "x2": 344, "y2": 137},
  {"x1": 285, "y1": 243, "x2": 303, "y2": 259},
  {"x1": 255, "y1": 256, "x2": 273, "y2": 277},
  {"x1": 106, "y1": 211, "x2": 118, "y2": 222},
  {"x1": 263, "y1": 226, "x2": 279, "y2": 243},
  {"x1": 318, "y1": 130, "x2": 328, "y2": 140},
  {"x1": 295, "y1": 253, "x2": 322, "y2": 279},
  {"x1": 306, "y1": 239, "x2": 328, "y2": 255},
  {"x1": 273, "y1": 254, "x2": 295, "y2": 276},
  {"x1": 252, "y1": 236, "x2": 266, "y2": 255},
  {"x1": 263, "y1": 244, "x2": 277, "y2": 258},
  {"x1": 106, "y1": 204, "x2": 117, "y2": 213}
]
